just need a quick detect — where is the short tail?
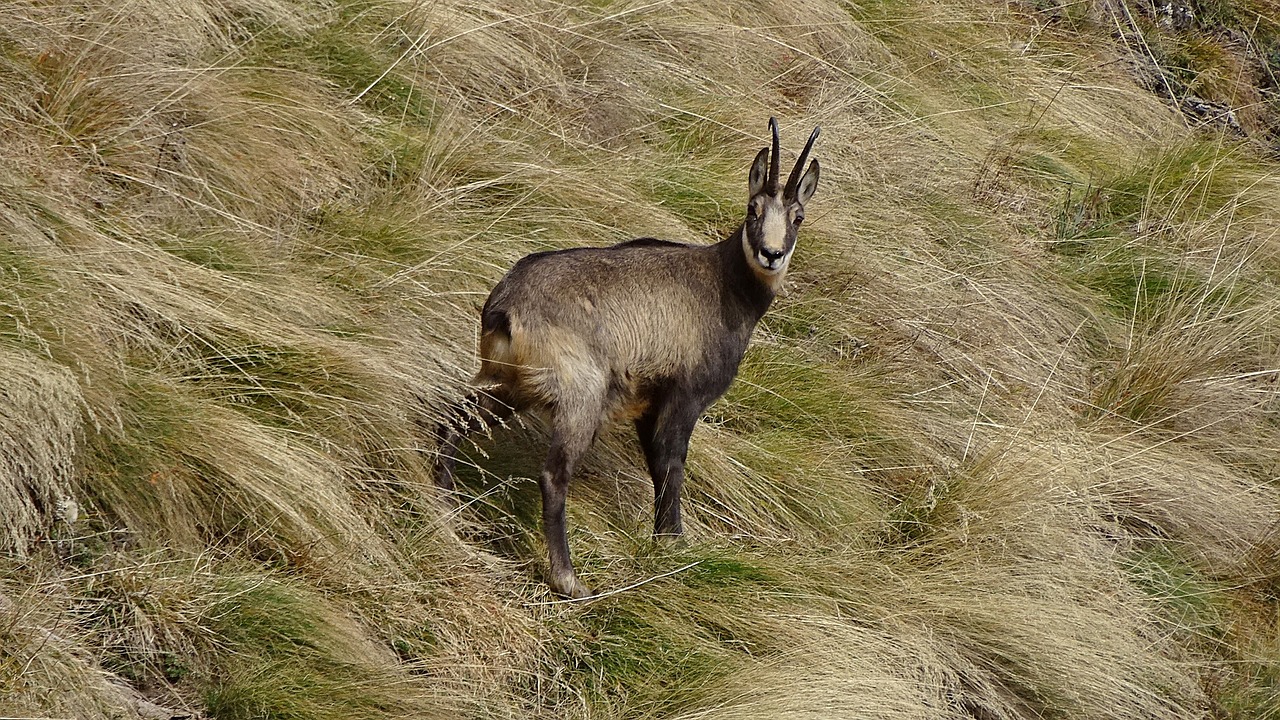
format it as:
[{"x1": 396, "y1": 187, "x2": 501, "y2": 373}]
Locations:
[
  {"x1": 477, "y1": 307, "x2": 519, "y2": 387},
  {"x1": 481, "y1": 306, "x2": 511, "y2": 338}
]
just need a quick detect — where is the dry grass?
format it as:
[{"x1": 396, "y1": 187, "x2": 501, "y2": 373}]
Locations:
[
  {"x1": 0, "y1": 351, "x2": 82, "y2": 556},
  {"x1": 2, "y1": 0, "x2": 1279, "y2": 717}
]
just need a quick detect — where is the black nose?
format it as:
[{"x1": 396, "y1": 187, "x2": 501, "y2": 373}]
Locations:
[{"x1": 760, "y1": 247, "x2": 786, "y2": 262}]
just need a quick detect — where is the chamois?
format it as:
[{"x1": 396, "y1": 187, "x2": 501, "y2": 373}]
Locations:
[{"x1": 436, "y1": 117, "x2": 821, "y2": 598}]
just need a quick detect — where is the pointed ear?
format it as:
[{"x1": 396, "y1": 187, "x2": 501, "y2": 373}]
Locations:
[
  {"x1": 748, "y1": 147, "x2": 770, "y2": 197},
  {"x1": 794, "y1": 159, "x2": 819, "y2": 205}
]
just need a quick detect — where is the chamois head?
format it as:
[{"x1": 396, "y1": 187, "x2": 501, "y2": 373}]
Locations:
[{"x1": 743, "y1": 117, "x2": 820, "y2": 282}]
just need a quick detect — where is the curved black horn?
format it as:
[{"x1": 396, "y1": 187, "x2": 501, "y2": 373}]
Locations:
[
  {"x1": 784, "y1": 125, "x2": 821, "y2": 200},
  {"x1": 768, "y1": 117, "x2": 780, "y2": 194}
]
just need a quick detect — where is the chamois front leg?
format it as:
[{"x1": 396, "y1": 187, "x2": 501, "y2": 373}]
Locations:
[{"x1": 636, "y1": 399, "x2": 702, "y2": 538}]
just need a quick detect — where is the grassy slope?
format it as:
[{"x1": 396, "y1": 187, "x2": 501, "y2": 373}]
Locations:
[{"x1": 2, "y1": 0, "x2": 1280, "y2": 717}]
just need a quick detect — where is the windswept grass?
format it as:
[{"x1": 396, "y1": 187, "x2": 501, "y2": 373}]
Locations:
[{"x1": 2, "y1": 0, "x2": 1280, "y2": 718}]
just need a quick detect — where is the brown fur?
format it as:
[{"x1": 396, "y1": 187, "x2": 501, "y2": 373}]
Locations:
[{"x1": 480, "y1": 242, "x2": 740, "y2": 417}]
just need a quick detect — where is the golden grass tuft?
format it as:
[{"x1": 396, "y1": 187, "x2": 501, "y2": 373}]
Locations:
[{"x1": 0, "y1": 350, "x2": 82, "y2": 556}]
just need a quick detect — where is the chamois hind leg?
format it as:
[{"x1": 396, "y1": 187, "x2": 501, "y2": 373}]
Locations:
[
  {"x1": 635, "y1": 394, "x2": 703, "y2": 537},
  {"x1": 435, "y1": 388, "x2": 516, "y2": 493},
  {"x1": 541, "y1": 392, "x2": 605, "y2": 599}
]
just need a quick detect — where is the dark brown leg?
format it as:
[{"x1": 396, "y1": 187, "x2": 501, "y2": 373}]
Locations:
[
  {"x1": 435, "y1": 389, "x2": 515, "y2": 493},
  {"x1": 635, "y1": 399, "x2": 701, "y2": 537},
  {"x1": 540, "y1": 399, "x2": 602, "y2": 599}
]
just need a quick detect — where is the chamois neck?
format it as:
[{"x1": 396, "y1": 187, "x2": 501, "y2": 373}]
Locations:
[{"x1": 718, "y1": 225, "x2": 777, "y2": 320}]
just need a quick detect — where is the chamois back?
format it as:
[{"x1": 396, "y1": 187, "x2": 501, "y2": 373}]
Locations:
[{"x1": 478, "y1": 239, "x2": 753, "y2": 419}]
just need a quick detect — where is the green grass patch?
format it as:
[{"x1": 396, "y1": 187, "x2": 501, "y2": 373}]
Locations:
[
  {"x1": 681, "y1": 556, "x2": 772, "y2": 588},
  {"x1": 1122, "y1": 543, "x2": 1280, "y2": 717},
  {"x1": 638, "y1": 156, "x2": 740, "y2": 236},
  {"x1": 1043, "y1": 139, "x2": 1268, "y2": 259},
  {"x1": 0, "y1": 242, "x2": 61, "y2": 354},
  {"x1": 204, "y1": 575, "x2": 418, "y2": 720},
  {"x1": 308, "y1": 205, "x2": 433, "y2": 268},
  {"x1": 365, "y1": 128, "x2": 433, "y2": 190},
  {"x1": 761, "y1": 294, "x2": 843, "y2": 343},
  {"x1": 919, "y1": 190, "x2": 1015, "y2": 257},
  {"x1": 81, "y1": 377, "x2": 204, "y2": 544},
  {"x1": 1216, "y1": 655, "x2": 1280, "y2": 720},
  {"x1": 560, "y1": 600, "x2": 737, "y2": 719},
  {"x1": 722, "y1": 343, "x2": 887, "y2": 446},
  {"x1": 1070, "y1": 240, "x2": 1185, "y2": 319},
  {"x1": 878, "y1": 474, "x2": 947, "y2": 548},
  {"x1": 1048, "y1": 179, "x2": 1117, "y2": 254},
  {"x1": 1065, "y1": 232, "x2": 1244, "y2": 324},
  {"x1": 241, "y1": 7, "x2": 436, "y2": 125},
  {"x1": 654, "y1": 112, "x2": 740, "y2": 159},
  {"x1": 81, "y1": 370, "x2": 380, "y2": 560},
  {"x1": 1101, "y1": 140, "x2": 1261, "y2": 224},
  {"x1": 1126, "y1": 544, "x2": 1228, "y2": 639}
]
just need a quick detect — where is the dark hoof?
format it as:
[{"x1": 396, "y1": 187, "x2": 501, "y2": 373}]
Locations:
[{"x1": 550, "y1": 573, "x2": 593, "y2": 600}]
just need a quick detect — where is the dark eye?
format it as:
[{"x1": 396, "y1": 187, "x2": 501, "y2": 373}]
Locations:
[
  {"x1": 748, "y1": 200, "x2": 760, "y2": 218},
  {"x1": 794, "y1": 212, "x2": 805, "y2": 225}
]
